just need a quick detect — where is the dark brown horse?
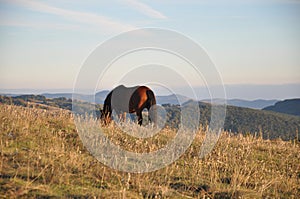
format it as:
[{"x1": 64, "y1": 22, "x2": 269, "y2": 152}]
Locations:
[{"x1": 100, "y1": 85, "x2": 156, "y2": 125}]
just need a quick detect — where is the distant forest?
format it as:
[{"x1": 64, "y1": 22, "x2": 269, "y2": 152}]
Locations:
[
  {"x1": 263, "y1": 98, "x2": 300, "y2": 117},
  {"x1": 0, "y1": 94, "x2": 299, "y2": 141},
  {"x1": 163, "y1": 101, "x2": 300, "y2": 141}
]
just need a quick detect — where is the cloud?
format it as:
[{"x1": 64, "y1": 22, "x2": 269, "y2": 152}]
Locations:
[
  {"x1": 124, "y1": 0, "x2": 167, "y2": 19},
  {"x1": 0, "y1": 18, "x2": 81, "y2": 30},
  {"x1": 5, "y1": 0, "x2": 136, "y2": 32}
]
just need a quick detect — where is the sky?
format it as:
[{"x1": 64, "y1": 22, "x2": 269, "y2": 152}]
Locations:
[{"x1": 0, "y1": 0, "x2": 299, "y2": 99}]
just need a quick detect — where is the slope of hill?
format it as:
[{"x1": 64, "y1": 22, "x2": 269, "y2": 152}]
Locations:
[
  {"x1": 1, "y1": 104, "x2": 299, "y2": 198},
  {"x1": 0, "y1": 95, "x2": 99, "y2": 115},
  {"x1": 1, "y1": 95, "x2": 299, "y2": 141},
  {"x1": 263, "y1": 98, "x2": 300, "y2": 116},
  {"x1": 163, "y1": 101, "x2": 300, "y2": 141},
  {"x1": 224, "y1": 105, "x2": 300, "y2": 140}
]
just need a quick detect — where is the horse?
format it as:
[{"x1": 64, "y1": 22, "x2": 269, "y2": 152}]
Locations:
[{"x1": 100, "y1": 85, "x2": 156, "y2": 125}]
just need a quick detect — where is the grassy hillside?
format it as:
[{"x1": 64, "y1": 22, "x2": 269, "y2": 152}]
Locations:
[
  {"x1": 163, "y1": 101, "x2": 300, "y2": 141},
  {"x1": 1, "y1": 104, "x2": 299, "y2": 198},
  {"x1": 1, "y1": 95, "x2": 300, "y2": 141}
]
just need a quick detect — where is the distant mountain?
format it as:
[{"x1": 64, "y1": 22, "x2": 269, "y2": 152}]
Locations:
[
  {"x1": 43, "y1": 90, "x2": 110, "y2": 104},
  {"x1": 263, "y1": 99, "x2": 300, "y2": 117},
  {"x1": 43, "y1": 92, "x2": 190, "y2": 105},
  {"x1": 95, "y1": 90, "x2": 110, "y2": 104},
  {"x1": 156, "y1": 94, "x2": 191, "y2": 105},
  {"x1": 1, "y1": 91, "x2": 283, "y2": 110},
  {"x1": 201, "y1": 99, "x2": 278, "y2": 109},
  {"x1": 43, "y1": 93, "x2": 72, "y2": 99},
  {"x1": 4, "y1": 91, "x2": 279, "y2": 109}
]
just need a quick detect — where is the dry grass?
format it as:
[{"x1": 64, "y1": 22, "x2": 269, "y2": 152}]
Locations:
[{"x1": 0, "y1": 104, "x2": 299, "y2": 198}]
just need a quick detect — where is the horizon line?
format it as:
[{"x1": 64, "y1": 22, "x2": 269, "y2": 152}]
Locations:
[{"x1": 1, "y1": 82, "x2": 300, "y2": 92}]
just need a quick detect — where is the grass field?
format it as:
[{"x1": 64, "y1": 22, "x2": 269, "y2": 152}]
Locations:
[{"x1": 1, "y1": 104, "x2": 299, "y2": 198}]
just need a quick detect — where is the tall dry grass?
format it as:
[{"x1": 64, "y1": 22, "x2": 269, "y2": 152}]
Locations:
[{"x1": 0, "y1": 104, "x2": 299, "y2": 198}]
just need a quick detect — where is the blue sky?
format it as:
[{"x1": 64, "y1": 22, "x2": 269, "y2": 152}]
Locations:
[{"x1": 0, "y1": 0, "x2": 299, "y2": 99}]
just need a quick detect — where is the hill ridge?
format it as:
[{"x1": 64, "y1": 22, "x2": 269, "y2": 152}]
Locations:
[
  {"x1": 1, "y1": 94, "x2": 299, "y2": 141},
  {"x1": 263, "y1": 98, "x2": 300, "y2": 116}
]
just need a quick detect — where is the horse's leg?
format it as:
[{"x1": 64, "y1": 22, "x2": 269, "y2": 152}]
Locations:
[
  {"x1": 137, "y1": 110, "x2": 143, "y2": 126},
  {"x1": 118, "y1": 113, "x2": 122, "y2": 122},
  {"x1": 121, "y1": 112, "x2": 126, "y2": 122},
  {"x1": 104, "y1": 111, "x2": 112, "y2": 125},
  {"x1": 115, "y1": 110, "x2": 125, "y2": 123},
  {"x1": 146, "y1": 107, "x2": 152, "y2": 123},
  {"x1": 147, "y1": 105, "x2": 157, "y2": 126},
  {"x1": 129, "y1": 113, "x2": 136, "y2": 122}
]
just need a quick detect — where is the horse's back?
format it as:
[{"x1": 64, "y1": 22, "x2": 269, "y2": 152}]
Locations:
[
  {"x1": 102, "y1": 85, "x2": 156, "y2": 125},
  {"x1": 109, "y1": 85, "x2": 155, "y2": 113},
  {"x1": 110, "y1": 85, "x2": 139, "y2": 112}
]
